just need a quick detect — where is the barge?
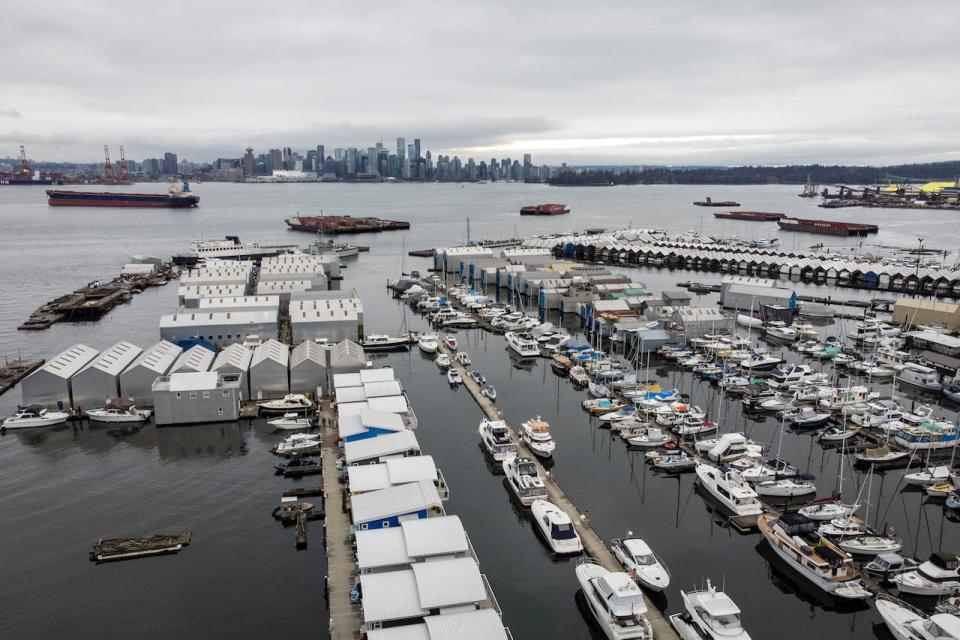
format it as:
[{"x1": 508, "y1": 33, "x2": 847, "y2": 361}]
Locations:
[
  {"x1": 777, "y1": 217, "x2": 878, "y2": 236},
  {"x1": 520, "y1": 203, "x2": 570, "y2": 216},
  {"x1": 713, "y1": 210, "x2": 785, "y2": 221},
  {"x1": 285, "y1": 214, "x2": 410, "y2": 234},
  {"x1": 694, "y1": 197, "x2": 740, "y2": 207},
  {"x1": 47, "y1": 182, "x2": 199, "y2": 208}
]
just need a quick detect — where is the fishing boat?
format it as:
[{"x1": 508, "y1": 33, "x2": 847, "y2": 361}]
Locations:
[
  {"x1": 258, "y1": 394, "x2": 314, "y2": 414},
  {"x1": 502, "y1": 456, "x2": 548, "y2": 506},
  {"x1": 435, "y1": 353, "x2": 451, "y2": 369},
  {"x1": 268, "y1": 413, "x2": 315, "y2": 430},
  {"x1": 669, "y1": 578, "x2": 751, "y2": 640},
  {"x1": 757, "y1": 513, "x2": 870, "y2": 599},
  {"x1": 447, "y1": 368, "x2": 462, "y2": 385},
  {"x1": 575, "y1": 559, "x2": 654, "y2": 640},
  {"x1": 86, "y1": 398, "x2": 151, "y2": 423},
  {"x1": 892, "y1": 552, "x2": 960, "y2": 596},
  {"x1": 444, "y1": 335, "x2": 458, "y2": 351},
  {"x1": 1, "y1": 405, "x2": 70, "y2": 430},
  {"x1": 695, "y1": 462, "x2": 763, "y2": 517},
  {"x1": 520, "y1": 416, "x2": 556, "y2": 458},
  {"x1": 481, "y1": 384, "x2": 497, "y2": 401},
  {"x1": 478, "y1": 418, "x2": 516, "y2": 461},
  {"x1": 875, "y1": 593, "x2": 960, "y2": 640},
  {"x1": 532, "y1": 500, "x2": 582, "y2": 555},
  {"x1": 610, "y1": 535, "x2": 670, "y2": 592}
]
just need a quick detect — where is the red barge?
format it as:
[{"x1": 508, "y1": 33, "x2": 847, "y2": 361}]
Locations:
[
  {"x1": 285, "y1": 215, "x2": 410, "y2": 234},
  {"x1": 520, "y1": 203, "x2": 570, "y2": 215},
  {"x1": 777, "y1": 217, "x2": 878, "y2": 236},
  {"x1": 713, "y1": 211, "x2": 785, "y2": 221}
]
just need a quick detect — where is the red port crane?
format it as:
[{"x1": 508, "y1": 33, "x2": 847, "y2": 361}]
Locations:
[
  {"x1": 19, "y1": 145, "x2": 32, "y2": 177},
  {"x1": 118, "y1": 145, "x2": 127, "y2": 182},
  {"x1": 103, "y1": 145, "x2": 115, "y2": 182}
]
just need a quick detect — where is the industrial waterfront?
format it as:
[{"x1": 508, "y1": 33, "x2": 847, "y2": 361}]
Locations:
[{"x1": 3, "y1": 182, "x2": 960, "y2": 639}]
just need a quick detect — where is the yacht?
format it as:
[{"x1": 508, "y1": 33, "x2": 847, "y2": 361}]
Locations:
[
  {"x1": 754, "y1": 474, "x2": 817, "y2": 498},
  {"x1": 875, "y1": 593, "x2": 960, "y2": 640},
  {"x1": 268, "y1": 413, "x2": 315, "y2": 430},
  {"x1": 86, "y1": 399, "x2": 151, "y2": 423},
  {"x1": 738, "y1": 352, "x2": 783, "y2": 373},
  {"x1": 766, "y1": 364, "x2": 818, "y2": 390},
  {"x1": 447, "y1": 368, "x2": 462, "y2": 385},
  {"x1": 532, "y1": 500, "x2": 582, "y2": 555},
  {"x1": 435, "y1": 353, "x2": 451, "y2": 369},
  {"x1": 611, "y1": 535, "x2": 671, "y2": 592},
  {"x1": 520, "y1": 416, "x2": 556, "y2": 458},
  {"x1": 893, "y1": 552, "x2": 960, "y2": 596},
  {"x1": 894, "y1": 422, "x2": 960, "y2": 451},
  {"x1": 272, "y1": 432, "x2": 321, "y2": 454},
  {"x1": 502, "y1": 455, "x2": 548, "y2": 506},
  {"x1": 670, "y1": 579, "x2": 751, "y2": 640},
  {"x1": 360, "y1": 334, "x2": 411, "y2": 352},
  {"x1": 258, "y1": 394, "x2": 313, "y2": 414},
  {"x1": 505, "y1": 331, "x2": 541, "y2": 358},
  {"x1": 1, "y1": 405, "x2": 70, "y2": 430},
  {"x1": 700, "y1": 433, "x2": 760, "y2": 463},
  {"x1": 575, "y1": 559, "x2": 654, "y2": 640},
  {"x1": 763, "y1": 321, "x2": 798, "y2": 342},
  {"x1": 417, "y1": 333, "x2": 439, "y2": 353},
  {"x1": 758, "y1": 513, "x2": 871, "y2": 599},
  {"x1": 695, "y1": 462, "x2": 763, "y2": 517},
  {"x1": 478, "y1": 418, "x2": 516, "y2": 461},
  {"x1": 899, "y1": 363, "x2": 944, "y2": 392}
]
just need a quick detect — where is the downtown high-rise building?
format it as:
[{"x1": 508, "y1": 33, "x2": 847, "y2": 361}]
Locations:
[
  {"x1": 397, "y1": 137, "x2": 405, "y2": 161},
  {"x1": 413, "y1": 138, "x2": 421, "y2": 160},
  {"x1": 162, "y1": 152, "x2": 178, "y2": 175}
]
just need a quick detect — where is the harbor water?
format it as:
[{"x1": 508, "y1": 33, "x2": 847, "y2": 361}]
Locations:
[{"x1": 1, "y1": 182, "x2": 959, "y2": 639}]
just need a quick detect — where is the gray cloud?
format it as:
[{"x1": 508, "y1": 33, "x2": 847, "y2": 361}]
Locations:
[{"x1": 1, "y1": 0, "x2": 958, "y2": 165}]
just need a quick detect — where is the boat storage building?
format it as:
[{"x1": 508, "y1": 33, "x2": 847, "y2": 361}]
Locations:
[
  {"x1": 290, "y1": 296, "x2": 364, "y2": 343},
  {"x1": 20, "y1": 343, "x2": 100, "y2": 408},
  {"x1": 152, "y1": 371, "x2": 242, "y2": 426},
  {"x1": 118, "y1": 340, "x2": 182, "y2": 407},
  {"x1": 70, "y1": 341, "x2": 143, "y2": 409},
  {"x1": 350, "y1": 480, "x2": 444, "y2": 531},
  {"x1": 211, "y1": 343, "x2": 252, "y2": 399},
  {"x1": 170, "y1": 344, "x2": 215, "y2": 374},
  {"x1": 355, "y1": 514, "x2": 470, "y2": 574},
  {"x1": 159, "y1": 310, "x2": 279, "y2": 349},
  {"x1": 289, "y1": 340, "x2": 329, "y2": 396},
  {"x1": 329, "y1": 339, "x2": 366, "y2": 377},
  {"x1": 249, "y1": 339, "x2": 290, "y2": 399}
]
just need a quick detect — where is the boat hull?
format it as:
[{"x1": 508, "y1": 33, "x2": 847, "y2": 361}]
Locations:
[{"x1": 46, "y1": 190, "x2": 199, "y2": 208}]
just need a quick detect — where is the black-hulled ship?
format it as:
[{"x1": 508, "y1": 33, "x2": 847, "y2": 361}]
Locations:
[{"x1": 46, "y1": 181, "x2": 199, "y2": 208}]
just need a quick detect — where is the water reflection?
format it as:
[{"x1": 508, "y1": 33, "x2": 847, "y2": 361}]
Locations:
[
  {"x1": 156, "y1": 422, "x2": 246, "y2": 459},
  {"x1": 756, "y1": 541, "x2": 869, "y2": 615}
]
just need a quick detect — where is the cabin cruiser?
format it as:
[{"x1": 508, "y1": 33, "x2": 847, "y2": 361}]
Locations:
[
  {"x1": 272, "y1": 432, "x2": 321, "y2": 454},
  {"x1": 611, "y1": 535, "x2": 670, "y2": 592},
  {"x1": 503, "y1": 455, "x2": 548, "y2": 506},
  {"x1": 850, "y1": 399, "x2": 903, "y2": 428},
  {"x1": 520, "y1": 416, "x2": 556, "y2": 458},
  {"x1": 741, "y1": 457, "x2": 799, "y2": 483},
  {"x1": 447, "y1": 368, "x2": 462, "y2": 385},
  {"x1": 257, "y1": 394, "x2": 313, "y2": 414},
  {"x1": 892, "y1": 552, "x2": 960, "y2": 596},
  {"x1": 763, "y1": 321, "x2": 798, "y2": 343},
  {"x1": 875, "y1": 593, "x2": 960, "y2": 640},
  {"x1": 758, "y1": 513, "x2": 870, "y2": 599},
  {"x1": 757, "y1": 392, "x2": 795, "y2": 412},
  {"x1": 435, "y1": 353, "x2": 451, "y2": 369},
  {"x1": 898, "y1": 363, "x2": 943, "y2": 392},
  {"x1": 505, "y1": 331, "x2": 541, "y2": 358},
  {"x1": 864, "y1": 554, "x2": 921, "y2": 582},
  {"x1": 1, "y1": 405, "x2": 70, "y2": 430},
  {"x1": 670, "y1": 578, "x2": 751, "y2": 640},
  {"x1": 532, "y1": 500, "x2": 582, "y2": 554},
  {"x1": 570, "y1": 366, "x2": 590, "y2": 387},
  {"x1": 674, "y1": 418, "x2": 719, "y2": 439},
  {"x1": 697, "y1": 432, "x2": 761, "y2": 463},
  {"x1": 268, "y1": 413, "x2": 315, "y2": 430},
  {"x1": 360, "y1": 333, "x2": 411, "y2": 351},
  {"x1": 766, "y1": 364, "x2": 819, "y2": 390},
  {"x1": 754, "y1": 474, "x2": 817, "y2": 497},
  {"x1": 695, "y1": 462, "x2": 763, "y2": 517},
  {"x1": 817, "y1": 516, "x2": 866, "y2": 537},
  {"x1": 847, "y1": 319, "x2": 900, "y2": 343},
  {"x1": 792, "y1": 322, "x2": 819, "y2": 341},
  {"x1": 478, "y1": 418, "x2": 516, "y2": 461},
  {"x1": 624, "y1": 426, "x2": 670, "y2": 448},
  {"x1": 575, "y1": 559, "x2": 654, "y2": 640},
  {"x1": 837, "y1": 534, "x2": 902, "y2": 556},
  {"x1": 818, "y1": 386, "x2": 877, "y2": 412},
  {"x1": 417, "y1": 333, "x2": 439, "y2": 353},
  {"x1": 778, "y1": 406, "x2": 831, "y2": 430},
  {"x1": 86, "y1": 398, "x2": 151, "y2": 423}
]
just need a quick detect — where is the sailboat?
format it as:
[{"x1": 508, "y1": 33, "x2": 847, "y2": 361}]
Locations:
[{"x1": 800, "y1": 420, "x2": 860, "y2": 520}]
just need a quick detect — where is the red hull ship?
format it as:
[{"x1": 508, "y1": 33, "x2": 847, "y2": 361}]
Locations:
[
  {"x1": 777, "y1": 217, "x2": 878, "y2": 236},
  {"x1": 520, "y1": 203, "x2": 570, "y2": 215},
  {"x1": 285, "y1": 215, "x2": 410, "y2": 234}
]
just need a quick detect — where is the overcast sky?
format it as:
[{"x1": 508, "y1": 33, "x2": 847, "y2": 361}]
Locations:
[{"x1": 2, "y1": 1, "x2": 958, "y2": 165}]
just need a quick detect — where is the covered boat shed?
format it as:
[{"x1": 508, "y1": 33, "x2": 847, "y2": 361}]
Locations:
[
  {"x1": 170, "y1": 344, "x2": 215, "y2": 374},
  {"x1": 351, "y1": 480, "x2": 444, "y2": 531},
  {"x1": 289, "y1": 340, "x2": 329, "y2": 396},
  {"x1": 361, "y1": 367, "x2": 396, "y2": 384},
  {"x1": 20, "y1": 343, "x2": 100, "y2": 408},
  {"x1": 71, "y1": 341, "x2": 143, "y2": 409},
  {"x1": 249, "y1": 339, "x2": 290, "y2": 399},
  {"x1": 347, "y1": 455, "x2": 447, "y2": 498},
  {"x1": 118, "y1": 340, "x2": 182, "y2": 406},
  {"x1": 366, "y1": 610, "x2": 510, "y2": 640},
  {"x1": 344, "y1": 430, "x2": 421, "y2": 466},
  {"x1": 211, "y1": 343, "x2": 252, "y2": 399},
  {"x1": 355, "y1": 515, "x2": 470, "y2": 574},
  {"x1": 339, "y1": 409, "x2": 406, "y2": 442},
  {"x1": 329, "y1": 339, "x2": 366, "y2": 378}
]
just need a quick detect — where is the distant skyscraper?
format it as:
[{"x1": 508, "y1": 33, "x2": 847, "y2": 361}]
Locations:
[
  {"x1": 242, "y1": 147, "x2": 255, "y2": 177},
  {"x1": 316, "y1": 145, "x2": 325, "y2": 173},
  {"x1": 413, "y1": 138, "x2": 421, "y2": 160},
  {"x1": 397, "y1": 137, "x2": 405, "y2": 161},
  {"x1": 268, "y1": 149, "x2": 282, "y2": 173},
  {"x1": 162, "y1": 152, "x2": 178, "y2": 175}
]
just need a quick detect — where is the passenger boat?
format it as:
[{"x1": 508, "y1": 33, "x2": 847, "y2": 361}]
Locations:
[
  {"x1": 258, "y1": 394, "x2": 314, "y2": 414},
  {"x1": 478, "y1": 418, "x2": 516, "y2": 461},
  {"x1": 417, "y1": 333, "x2": 439, "y2": 353},
  {"x1": 86, "y1": 398, "x2": 151, "y2": 423},
  {"x1": 757, "y1": 513, "x2": 870, "y2": 599},
  {"x1": 670, "y1": 578, "x2": 751, "y2": 640},
  {"x1": 1, "y1": 405, "x2": 70, "y2": 430},
  {"x1": 532, "y1": 500, "x2": 583, "y2": 554},
  {"x1": 505, "y1": 331, "x2": 541, "y2": 358},
  {"x1": 610, "y1": 535, "x2": 670, "y2": 592},
  {"x1": 875, "y1": 593, "x2": 960, "y2": 640},
  {"x1": 268, "y1": 413, "x2": 315, "y2": 430},
  {"x1": 444, "y1": 335, "x2": 458, "y2": 351},
  {"x1": 575, "y1": 559, "x2": 654, "y2": 640},
  {"x1": 360, "y1": 334, "x2": 411, "y2": 351},
  {"x1": 447, "y1": 368, "x2": 462, "y2": 385},
  {"x1": 481, "y1": 384, "x2": 497, "y2": 401},
  {"x1": 272, "y1": 432, "x2": 321, "y2": 454},
  {"x1": 892, "y1": 552, "x2": 960, "y2": 596},
  {"x1": 502, "y1": 456, "x2": 548, "y2": 506},
  {"x1": 435, "y1": 353, "x2": 451, "y2": 369},
  {"x1": 695, "y1": 462, "x2": 763, "y2": 517},
  {"x1": 520, "y1": 416, "x2": 556, "y2": 458}
]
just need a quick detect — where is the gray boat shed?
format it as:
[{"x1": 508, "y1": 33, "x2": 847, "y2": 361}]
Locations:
[
  {"x1": 170, "y1": 344, "x2": 215, "y2": 374},
  {"x1": 330, "y1": 339, "x2": 366, "y2": 377},
  {"x1": 249, "y1": 339, "x2": 290, "y2": 400},
  {"x1": 71, "y1": 341, "x2": 143, "y2": 409},
  {"x1": 118, "y1": 340, "x2": 182, "y2": 407},
  {"x1": 289, "y1": 340, "x2": 329, "y2": 396},
  {"x1": 211, "y1": 343, "x2": 252, "y2": 399},
  {"x1": 20, "y1": 343, "x2": 100, "y2": 409}
]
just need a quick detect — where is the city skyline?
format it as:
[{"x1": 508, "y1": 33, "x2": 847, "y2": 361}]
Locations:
[{"x1": 3, "y1": 2, "x2": 959, "y2": 166}]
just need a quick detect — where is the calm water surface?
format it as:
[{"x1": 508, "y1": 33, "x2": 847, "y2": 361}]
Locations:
[{"x1": 1, "y1": 183, "x2": 959, "y2": 638}]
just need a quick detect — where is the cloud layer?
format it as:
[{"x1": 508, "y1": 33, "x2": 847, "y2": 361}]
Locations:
[{"x1": 2, "y1": 1, "x2": 958, "y2": 165}]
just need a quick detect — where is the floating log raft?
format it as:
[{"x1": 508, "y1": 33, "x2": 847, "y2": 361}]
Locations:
[{"x1": 90, "y1": 532, "x2": 192, "y2": 562}]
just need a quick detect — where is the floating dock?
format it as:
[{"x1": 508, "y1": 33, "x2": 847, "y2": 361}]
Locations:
[
  {"x1": 0, "y1": 359, "x2": 44, "y2": 397},
  {"x1": 90, "y1": 532, "x2": 192, "y2": 562}
]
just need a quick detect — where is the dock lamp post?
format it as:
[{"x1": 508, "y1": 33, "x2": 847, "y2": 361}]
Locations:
[{"x1": 915, "y1": 236, "x2": 924, "y2": 296}]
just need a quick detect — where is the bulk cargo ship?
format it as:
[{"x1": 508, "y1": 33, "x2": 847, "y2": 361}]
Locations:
[
  {"x1": 46, "y1": 181, "x2": 199, "y2": 208},
  {"x1": 2, "y1": 175, "x2": 62, "y2": 186},
  {"x1": 777, "y1": 217, "x2": 878, "y2": 236},
  {"x1": 713, "y1": 210, "x2": 785, "y2": 221},
  {"x1": 285, "y1": 214, "x2": 410, "y2": 234},
  {"x1": 520, "y1": 203, "x2": 570, "y2": 215}
]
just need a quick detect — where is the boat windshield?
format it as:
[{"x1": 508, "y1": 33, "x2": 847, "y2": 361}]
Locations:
[
  {"x1": 919, "y1": 619, "x2": 954, "y2": 638},
  {"x1": 632, "y1": 553, "x2": 657, "y2": 566},
  {"x1": 698, "y1": 607, "x2": 742, "y2": 633},
  {"x1": 551, "y1": 523, "x2": 577, "y2": 540}
]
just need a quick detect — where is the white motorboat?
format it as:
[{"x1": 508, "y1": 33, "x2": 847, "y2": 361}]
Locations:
[
  {"x1": 818, "y1": 425, "x2": 861, "y2": 443},
  {"x1": 902, "y1": 404, "x2": 935, "y2": 425},
  {"x1": 838, "y1": 535, "x2": 902, "y2": 556},
  {"x1": 764, "y1": 321, "x2": 798, "y2": 342},
  {"x1": 505, "y1": 331, "x2": 541, "y2": 358},
  {"x1": 575, "y1": 559, "x2": 654, "y2": 640},
  {"x1": 758, "y1": 392, "x2": 795, "y2": 412},
  {"x1": 611, "y1": 535, "x2": 670, "y2": 592},
  {"x1": 258, "y1": 394, "x2": 314, "y2": 414},
  {"x1": 674, "y1": 418, "x2": 719, "y2": 439},
  {"x1": 625, "y1": 426, "x2": 670, "y2": 448},
  {"x1": 360, "y1": 333, "x2": 412, "y2": 351},
  {"x1": 478, "y1": 418, "x2": 516, "y2": 461},
  {"x1": 268, "y1": 412, "x2": 315, "y2": 430},
  {"x1": 447, "y1": 368, "x2": 462, "y2": 385},
  {"x1": 502, "y1": 455, "x2": 547, "y2": 506},
  {"x1": 766, "y1": 364, "x2": 818, "y2": 390},
  {"x1": 738, "y1": 353, "x2": 783, "y2": 373},
  {"x1": 651, "y1": 450, "x2": 697, "y2": 473},
  {"x1": 589, "y1": 381, "x2": 611, "y2": 398},
  {"x1": 849, "y1": 399, "x2": 904, "y2": 428},
  {"x1": 740, "y1": 458, "x2": 799, "y2": 483},
  {"x1": 754, "y1": 474, "x2": 817, "y2": 497},
  {"x1": 780, "y1": 406, "x2": 831, "y2": 429},
  {"x1": 799, "y1": 498, "x2": 859, "y2": 521},
  {"x1": 875, "y1": 593, "x2": 960, "y2": 640},
  {"x1": 272, "y1": 432, "x2": 321, "y2": 454},
  {"x1": 435, "y1": 353, "x2": 451, "y2": 369},
  {"x1": 454, "y1": 351, "x2": 471, "y2": 366},
  {"x1": 695, "y1": 462, "x2": 763, "y2": 517},
  {"x1": 700, "y1": 433, "x2": 761, "y2": 463},
  {"x1": 1, "y1": 405, "x2": 70, "y2": 430},
  {"x1": 85, "y1": 398, "x2": 151, "y2": 423},
  {"x1": 792, "y1": 322, "x2": 819, "y2": 341},
  {"x1": 818, "y1": 386, "x2": 877, "y2": 412},
  {"x1": 532, "y1": 500, "x2": 583, "y2": 555},
  {"x1": 758, "y1": 513, "x2": 870, "y2": 599},
  {"x1": 817, "y1": 516, "x2": 866, "y2": 537},
  {"x1": 599, "y1": 406, "x2": 640, "y2": 423},
  {"x1": 418, "y1": 333, "x2": 439, "y2": 353},
  {"x1": 893, "y1": 552, "x2": 960, "y2": 596},
  {"x1": 898, "y1": 363, "x2": 943, "y2": 392},
  {"x1": 570, "y1": 366, "x2": 590, "y2": 386},
  {"x1": 670, "y1": 578, "x2": 752, "y2": 640},
  {"x1": 904, "y1": 465, "x2": 951, "y2": 487},
  {"x1": 520, "y1": 416, "x2": 556, "y2": 458}
]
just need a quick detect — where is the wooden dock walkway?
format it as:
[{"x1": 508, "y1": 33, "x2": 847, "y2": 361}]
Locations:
[
  {"x1": 319, "y1": 401, "x2": 362, "y2": 639},
  {"x1": 442, "y1": 345, "x2": 680, "y2": 640}
]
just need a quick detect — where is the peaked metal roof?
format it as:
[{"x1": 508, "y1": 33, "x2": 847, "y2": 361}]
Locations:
[
  {"x1": 350, "y1": 479, "x2": 440, "y2": 524},
  {"x1": 127, "y1": 340, "x2": 182, "y2": 375},
  {"x1": 171, "y1": 344, "x2": 215, "y2": 373},
  {"x1": 78, "y1": 341, "x2": 142, "y2": 376},
  {"x1": 212, "y1": 343, "x2": 252, "y2": 372},
  {"x1": 251, "y1": 339, "x2": 289, "y2": 367},
  {"x1": 290, "y1": 340, "x2": 327, "y2": 367},
  {"x1": 37, "y1": 344, "x2": 99, "y2": 380},
  {"x1": 344, "y1": 430, "x2": 420, "y2": 464}
]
